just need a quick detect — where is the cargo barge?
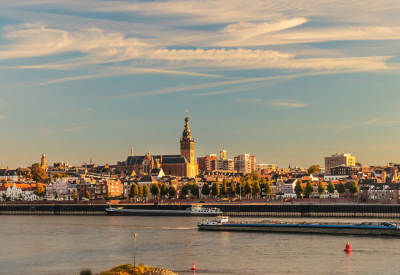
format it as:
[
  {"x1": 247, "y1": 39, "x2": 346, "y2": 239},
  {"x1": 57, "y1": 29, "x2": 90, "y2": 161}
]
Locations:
[
  {"x1": 197, "y1": 217, "x2": 400, "y2": 236},
  {"x1": 106, "y1": 205, "x2": 223, "y2": 216}
]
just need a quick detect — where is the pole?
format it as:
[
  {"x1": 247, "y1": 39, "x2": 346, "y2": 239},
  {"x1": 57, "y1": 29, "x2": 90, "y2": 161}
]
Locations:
[{"x1": 134, "y1": 233, "x2": 137, "y2": 267}]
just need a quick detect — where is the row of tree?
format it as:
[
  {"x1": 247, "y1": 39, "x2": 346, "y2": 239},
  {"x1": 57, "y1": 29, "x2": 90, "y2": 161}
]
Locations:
[
  {"x1": 129, "y1": 182, "x2": 174, "y2": 200},
  {"x1": 294, "y1": 180, "x2": 359, "y2": 198}
]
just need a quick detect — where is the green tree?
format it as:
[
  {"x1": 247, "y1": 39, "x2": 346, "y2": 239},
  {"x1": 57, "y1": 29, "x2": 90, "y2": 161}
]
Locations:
[
  {"x1": 252, "y1": 180, "x2": 261, "y2": 198},
  {"x1": 168, "y1": 185, "x2": 176, "y2": 198},
  {"x1": 34, "y1": 183, "x2": 46, "y2": 198},
  {"x1": 294, "y1": 180, "x2": 303, "y2": 198},
  {"x1": 222, "y1": 178, "x2": 228, "y2": 197},
  {"x1": 31, "y1": 163, "x2": 46, "y2": 183},
  {"x1": 84, "y1": 190, "x2": 91, "y2": 199},
  {"x1": 191, "y1": 183, "x2": 199, "y2": 198},
  {"x1": 130, "y1": 183, "x2": 138, "y2": 199},
  {"x1": 142, "y1": 185, "x2": 149, "y2": 198},
  {"x1": 355, "y1": 162, "x2": 362, "y2": 166},
  {"x1": 211, "y1": 182, "x2": 220, "y2": 198},
  {"x1": 264, "y1": 179, "x2": 272, "y2": 198},
  {"x1": 150, "y1": 183, "x2": 160, "y2": 198},
  {"x1": 137, "y1": 185, "x2": 143, "y2": 198},
  {"x1": 337, "y1": 182, "x2": 346, "y2": 197},
  {"x1": 181, "y1": 184, "x2": 189, "y2": 198},
  {"x1": 2, "y1": 193, "x2": 7, "y2": 200},
  {"x1": 236, "y1": 181, "x2": 244, "y2": 197},
  {"x1": 71, "y1": 190, "x2": 77, "y2": 200},
  {"x1": 247, "y1": 171, "x2": 261, "y2": 183},
  {"x1": 244, "y1": 181, "x2": 252, "y2": 198},
  {"x1": 327, "y1": 181, "x2": 335, "y2": 195},
  {"x1": 104, "y1": 192, "x2": 111, "y2": 200},
  {"x1": 201, "y1": 183, "x2": 210, "y2": 197},
  {"x1": 305, "y1": 180, "x2": 314, "y2": 197},
  {"x1": 318, "y1": 181, "x2": 325, "y2": 197},
  {"x1": 349, "y1": 181, "x2": 359, "y2": 197},
  {"x1": 230, "y1": 179, "x2": 236, "y2": 196},
  {"x1": 160, "y1": 183, "x2": 169, "y2": 199},
  {"x1": 307, "y1": 165, "x2": 320, "y2": 174}
]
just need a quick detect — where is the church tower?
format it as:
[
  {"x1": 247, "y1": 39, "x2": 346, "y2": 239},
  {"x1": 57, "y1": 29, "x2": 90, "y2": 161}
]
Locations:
[
  {"x1": 180, "y1": 112, "x2": 195, "y2": 164},
  {"x1": 41, "y1": 153, "x2": 47, "y2": 168}
]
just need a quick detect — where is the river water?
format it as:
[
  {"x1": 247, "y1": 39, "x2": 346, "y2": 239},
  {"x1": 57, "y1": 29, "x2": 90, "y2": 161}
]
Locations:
[{"x1": 1, "y1": 216, "x2": 399, "y2": 275}]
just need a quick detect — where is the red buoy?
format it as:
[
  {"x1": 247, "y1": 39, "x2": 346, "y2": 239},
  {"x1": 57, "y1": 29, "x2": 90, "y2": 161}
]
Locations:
[
  {"x1": 344, "y1": 241, "x2": 352, "y2": 252},
  {"x1": 191, "y1": 263, "x2": 197, "y2": 270}
]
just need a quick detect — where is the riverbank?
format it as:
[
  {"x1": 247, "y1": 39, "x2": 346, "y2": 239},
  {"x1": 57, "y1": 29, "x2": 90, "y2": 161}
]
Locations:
[
  {"x1": 96, "y1": 264, "x2": 177, "y2": 275},
  {"x1": 2, "y1": 203, "x2": 400, "y2": 217}
]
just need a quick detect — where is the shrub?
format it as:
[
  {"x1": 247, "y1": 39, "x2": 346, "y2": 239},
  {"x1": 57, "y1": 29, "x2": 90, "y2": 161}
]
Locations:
[{"x1": 80, "y1": 267, "x2": 92, "y2": 275}]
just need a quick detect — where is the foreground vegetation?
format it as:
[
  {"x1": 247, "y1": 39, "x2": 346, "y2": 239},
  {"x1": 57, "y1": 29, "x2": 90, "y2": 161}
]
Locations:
[{"x1": 81, "y1": 263, "x2": 177, "y2": 275}]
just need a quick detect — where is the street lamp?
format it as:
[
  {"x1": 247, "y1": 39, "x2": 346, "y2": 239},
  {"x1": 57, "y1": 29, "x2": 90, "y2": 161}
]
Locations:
[{"x1": 134, "y1": 233, "x2": 137, "y2": 267}]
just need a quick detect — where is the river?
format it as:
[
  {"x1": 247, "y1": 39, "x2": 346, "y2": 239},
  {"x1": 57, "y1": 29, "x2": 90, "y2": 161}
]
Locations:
[{"x1": 1, "y1": 216, "x2": 399, "y2": 275}]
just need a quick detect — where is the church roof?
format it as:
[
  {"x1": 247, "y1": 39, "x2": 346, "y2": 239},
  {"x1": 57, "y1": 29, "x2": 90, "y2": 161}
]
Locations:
[{"x1": 138, "y1": 175, "x2": 158, "y2": 183}]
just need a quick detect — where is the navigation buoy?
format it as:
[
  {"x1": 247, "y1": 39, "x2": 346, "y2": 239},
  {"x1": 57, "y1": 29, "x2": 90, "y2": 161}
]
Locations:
[
  {"x1": 344, "y1": 241, "x2": 352, "y2": 252},
  {"x1": 191, "y1": 263, "x2": 197, "y2": 270}
]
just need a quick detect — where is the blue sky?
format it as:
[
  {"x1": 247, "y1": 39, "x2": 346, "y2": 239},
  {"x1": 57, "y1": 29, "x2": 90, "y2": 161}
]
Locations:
[{"x1": 1, "y1": 0, "x2": 400, "y2": 169}]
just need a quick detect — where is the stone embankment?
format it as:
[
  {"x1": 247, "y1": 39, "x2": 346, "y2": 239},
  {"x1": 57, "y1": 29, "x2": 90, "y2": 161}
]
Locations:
[{"x1": 96, "y1": 264, "x2": 178, "y2": 275}]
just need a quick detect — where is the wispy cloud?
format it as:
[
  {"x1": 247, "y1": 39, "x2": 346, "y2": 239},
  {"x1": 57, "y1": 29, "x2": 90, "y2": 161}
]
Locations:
[
  {"x1": 264, "y1": 99, "x2": 310, "y2": 108},
  {"x1": 236, "y1": 98, "x2": 262, "y2": 103},
  {"x1": 84, "y1": 108, "x2": 92, "y2": 111},
  {"x1": 0, "y1": 114, "x2": 6, "y2": 119},
  {"x1": 43, "y1": 126, "x2": 88, "y2": 134},
  {"x1": 338, "y1": 119, "x2": 379, "y2": 131}
]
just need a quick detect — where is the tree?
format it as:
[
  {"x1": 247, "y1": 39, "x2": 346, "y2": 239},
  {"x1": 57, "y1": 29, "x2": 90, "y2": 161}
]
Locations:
[
  {"x1": 318, "y1": 181, "x2": 325, "y2": 197},
  {"x1": 31, "y1": 163, "x2": 46, "y2": 182},
  {"x1": 247, "y1": 171, "x2": 261, "y2": 183},
  {"x1": 137, "y1": 185, "x2": 143, "y2": 197},
  {"x1": 294, "y1": 180, "x2": 303, "y2": 198},
  {"x1": 337, "y1": 182, "x2": 346, "y2": 197},
  {"x1": 252, "y1": 180, "x2": 261, "y2": 198},
  {"x1": 201, "y1": 183, "x2": 210, "y2": 197},
  {"x1": 349, "y1": 181, "x2": 359, "y2": 197},
  {"x1": 168, "y1": 185, "x2": 176, "y2": 198},
  {"x1": 264, "y1": 179, "x2": 272, "y2": 198},
  {"x1": 160, "y1": 183, "x2": 169, "y2": 199},
  {"x1": 211, "y1": 182, "x2": 220, "y2": 198},
  {"x1": 327, "y1": 181, "x2": 335, "y2": 195},
  {"x1": 307, "y1": 165, "x2": 320, "y2": 174},
  {"x1": 130, "y1": 183, "x2": 138, "y2": 199},
  {"x1": 230, "y1": 179, "x2": 236, "y2": 196},
  {"x1": 84, "y1": 190, "x2": 91, "y2": 199},
  {"x1": 355, "y1": 162, "x2": 362, "y2": 166},
  {"x1": 181, "y1": 184, "x2": 189, "y2": 198},
  {"x1": 105, "y1": 192, "x2": 111, "y2": 200},
  {"x1": 142, "y1": 185, "x2": 149, "y2": 198},
  {"x1": 222, "y1": 179, "x2": 228, "y2": 197},
  {"x1": 305, "y1": 180, "x2": 314, "y2": 197},
  {"x1": 244, "y1": 181, "x2": 252, "y2": 198},
  {"x1": 150, "y1": 183, "x2": 159, "y2": 198},
  {"x1": 236, "y1": 181, "x2": 244, "y2": 197},
  {"x1": 34, "y1": 183, "x2": 46, "y2": 198},
  {"x1": 191, "y1": 183, "x2": 199, "y2": 198},
  {"x1": 2, "y1": 193, "x2": 6, "y2": 200},
  {"x1": 71, "y1": 190, "x2": 77, "y2": 200}
]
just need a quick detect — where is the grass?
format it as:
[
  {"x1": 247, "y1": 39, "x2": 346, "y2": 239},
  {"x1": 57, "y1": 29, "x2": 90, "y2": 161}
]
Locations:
[{"x1": 96, "y1": 263, "x2": 175, "y2": 275}]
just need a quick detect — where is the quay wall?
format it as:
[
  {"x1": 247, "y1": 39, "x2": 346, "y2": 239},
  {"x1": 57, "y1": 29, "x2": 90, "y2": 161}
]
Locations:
[{"x1": 2, "y1": 204, "x2": 400, "y2": 217}]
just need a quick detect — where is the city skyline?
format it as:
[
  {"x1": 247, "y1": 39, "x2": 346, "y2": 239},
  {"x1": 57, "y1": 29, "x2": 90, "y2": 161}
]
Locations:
[{"x1": 1, "y1": 1, "x2": 400, "y2": 168}]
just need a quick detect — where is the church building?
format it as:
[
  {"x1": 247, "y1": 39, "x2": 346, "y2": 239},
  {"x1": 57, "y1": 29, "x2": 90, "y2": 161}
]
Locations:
[{"x1": 118, "y1": 114, "x2": 199, "y2": 177}]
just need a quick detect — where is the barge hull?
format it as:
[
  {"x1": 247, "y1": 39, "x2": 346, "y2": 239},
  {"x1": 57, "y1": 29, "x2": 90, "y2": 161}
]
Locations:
[{"x1": 198, "y1": 225, "x2": 400, "y2": 236}]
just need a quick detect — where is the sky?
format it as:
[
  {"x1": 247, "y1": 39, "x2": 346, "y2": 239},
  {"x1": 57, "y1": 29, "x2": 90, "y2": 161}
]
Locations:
[{"x1": 1, "y1": 0, "x2": 400, "y2": 169}]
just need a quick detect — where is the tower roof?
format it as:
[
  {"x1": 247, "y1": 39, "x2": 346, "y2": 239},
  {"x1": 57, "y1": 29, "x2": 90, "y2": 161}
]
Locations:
[{"x1": 181, "y1": 113, "x2": 193, "y2": 142}]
